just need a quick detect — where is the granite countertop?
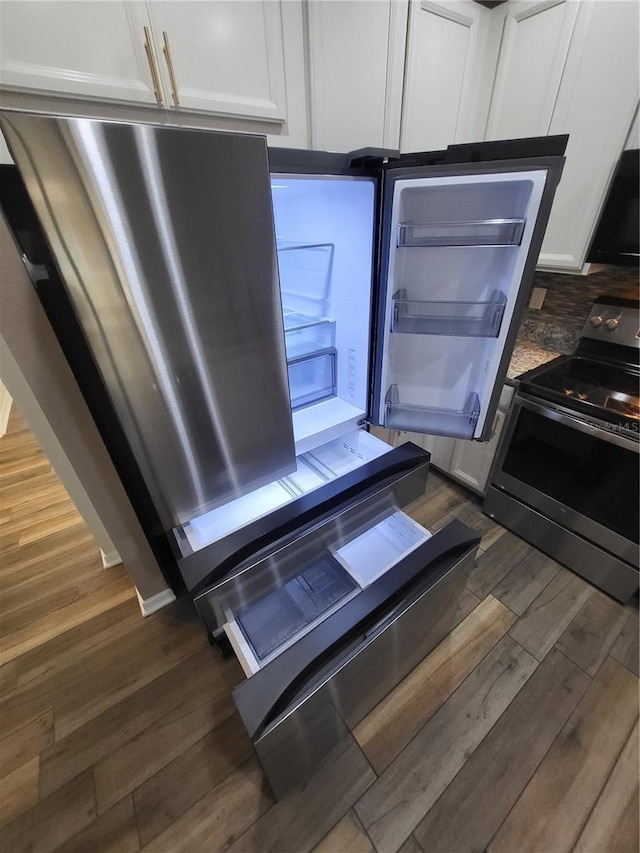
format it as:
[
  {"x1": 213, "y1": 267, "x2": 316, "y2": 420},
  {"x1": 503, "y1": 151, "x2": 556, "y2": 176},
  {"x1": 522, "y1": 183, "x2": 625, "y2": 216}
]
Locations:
[{"x1": 506, "y1": 339, "x2": 561, "y2": 382}]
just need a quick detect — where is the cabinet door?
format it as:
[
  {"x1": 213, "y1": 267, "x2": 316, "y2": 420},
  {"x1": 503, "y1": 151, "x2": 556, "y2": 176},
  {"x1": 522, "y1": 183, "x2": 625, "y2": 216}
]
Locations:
[
  {"x1": 484, "y1": 0, "x2": 579, "y2": 141},
  {"x1": 539, "y1": 0, "x2": 640, "y2": 271},
  {"x1": 401, "y1": 0, "x2": 490, "y2": 152},
  {"x1": 0, "y1": 1, "x2": 161, "y2": 104},
  {"x1": 307, "y1": 0, "x2": 408, "y2": 151},
  {"x1": 147, "y1": 1, "x2": 287, "y2": 122}
]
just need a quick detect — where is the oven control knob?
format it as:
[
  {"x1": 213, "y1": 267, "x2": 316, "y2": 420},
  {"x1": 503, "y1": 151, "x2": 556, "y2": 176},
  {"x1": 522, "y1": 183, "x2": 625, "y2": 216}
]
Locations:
[
  {"x1": 590, "y1": 315, "x2": 604, "y2": 327},
  {"x1": 605, "y1": 317, "x2": 619, "y2": 330}
]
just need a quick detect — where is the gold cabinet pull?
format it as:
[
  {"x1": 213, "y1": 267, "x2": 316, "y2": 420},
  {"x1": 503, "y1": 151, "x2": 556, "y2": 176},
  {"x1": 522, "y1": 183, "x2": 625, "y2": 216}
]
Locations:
[
  {"x1": 143, "y1": 26, "x2": 163, "y2": 104},
  {"x1": 162, "y1": 31, "x2": 180, "y2": 106}
]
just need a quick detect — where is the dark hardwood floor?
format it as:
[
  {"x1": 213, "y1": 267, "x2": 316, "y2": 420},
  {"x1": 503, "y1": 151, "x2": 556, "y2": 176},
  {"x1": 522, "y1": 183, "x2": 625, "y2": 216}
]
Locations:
[{"x1": 1, "y1": 406, "x2": 638, "y2": 852}]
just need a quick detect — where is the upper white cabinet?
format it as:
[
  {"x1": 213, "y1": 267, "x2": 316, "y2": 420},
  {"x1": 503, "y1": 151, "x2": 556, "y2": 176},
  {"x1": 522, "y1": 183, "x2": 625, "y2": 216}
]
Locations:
[
  {"x1": 0, "y1": 0, "x2": 289, "y2": 125},
  {"x1": 0, "y1": 1, "x2": 158, "y2": 104},
  {"x1": 401, "y1": 0, "x2": 490, "y2": 152},
  {"x1": 307, "y1": 0, "x2": 408, "y2": 151},
  {"x1": 540, "y1": 0, "x2": 639, "y2": 271},
  {"x1": 145, "y1": 2, "x2": 286, "y2": 121},
  {"x1": 484, "y1": 0, "x2": 579, "y2": 140}
]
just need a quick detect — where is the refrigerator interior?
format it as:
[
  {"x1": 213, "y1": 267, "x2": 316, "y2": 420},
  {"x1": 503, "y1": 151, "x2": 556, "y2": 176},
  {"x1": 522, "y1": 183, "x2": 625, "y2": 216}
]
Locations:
[
  {"x1": 211, "y1": 496, "x2": 433, "y2": 677},
  {"x1": 271, "y1": 174, "x2": 377, "y2": 451},
  {"x1": 378, "y1": 170, "x2": 548, "y2": 438}
]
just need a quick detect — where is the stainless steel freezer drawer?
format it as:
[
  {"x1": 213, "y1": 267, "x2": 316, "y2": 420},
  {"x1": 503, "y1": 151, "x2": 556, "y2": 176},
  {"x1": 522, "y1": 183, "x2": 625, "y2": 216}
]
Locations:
[{"x1": 228, "y1": 519, "x2": 479, "y2": 799}]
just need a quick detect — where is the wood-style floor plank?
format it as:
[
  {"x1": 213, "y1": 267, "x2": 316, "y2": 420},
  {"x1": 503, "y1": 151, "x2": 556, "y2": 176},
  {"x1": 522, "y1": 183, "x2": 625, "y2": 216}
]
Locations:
[
  {"x1": 353, "y1": 594, "x2": 513, "y2": 773},
  {"x1": 0, "y1": 707, "x2": 54, "y2": 779},
  {"x1": 0, "y1": 770, "x2": 96, "y2": 853},
  {"x1": 465, "y1": 530, "x2": 532, "y2": 599},
  {"x1": 312, "y1": 810, "x2": 375, "y2": 853},
  {"x1": 556, "y1": 589, "x2": 627, "y2": 676},
  {"x1": 142, "y1": 757, "x2": 272, "y2": 852},
  {"x1": 488, "y1": 656, "x2": 639, "y2": 853},
  {"x1": 354, "y1": 635, "x2": 538, "y2": 853},
  {"x1": 92, "y1": 668, "x2": 238, "y2": 814},
  {"x1": 55, "y1": 796, "x2": 140, "y2": 853},
  {"x1": 573, "y1": 720, "x2": 639, "y2": 853},
  {"x1": 610, "y1": 606, "x2": 640, "y2": 677},
  {"x1": 133, "y1": 713, "x2": 253, "y2": 847},
  {"x1": 413, "y1": 648, "x2": 590, "y2": 853},
  {"x1": 40, "y1": 645, "x2": 238, "y2": 798},
  {"x1": 0, "y1": 756, "x2": 40, "y2": 829},
  {"x1": 509, "y1": 568, "x2": 593, "y2": 661},
  {"x1": 490, "y1": 547, "x2": 560, "y2": 615}
]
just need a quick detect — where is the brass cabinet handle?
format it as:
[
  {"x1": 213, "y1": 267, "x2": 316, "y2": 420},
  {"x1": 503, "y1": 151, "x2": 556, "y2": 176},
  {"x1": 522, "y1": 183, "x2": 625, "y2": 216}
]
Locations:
[
  {"x1": 143, "y1": 26, "x2": 163, "y2": 104},
  {"x1": 162, "y1": 31, "x2": 180, "y2": 106}
]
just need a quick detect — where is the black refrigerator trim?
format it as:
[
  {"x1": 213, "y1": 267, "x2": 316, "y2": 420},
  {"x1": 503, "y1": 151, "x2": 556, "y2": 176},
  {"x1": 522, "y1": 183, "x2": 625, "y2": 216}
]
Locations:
[
  {"x1": 233, "y1": 518, "x2": 481, "y2": 740},
  {"x1": 178, "y1": 440, "x2": 430, "y2": 595}
]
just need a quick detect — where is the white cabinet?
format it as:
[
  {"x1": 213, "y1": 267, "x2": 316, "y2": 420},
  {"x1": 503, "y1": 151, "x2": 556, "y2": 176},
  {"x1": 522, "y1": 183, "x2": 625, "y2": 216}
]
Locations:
[
  {"x1": 484, "y1": 0, "x2": 579, "y2": 141},
  {"x1": 0, "y1": 1, "x2": 158, "y2": 103},
  {"x1": 307, "y1": 0, "x2": 407, "y2": 151},
  {"x1": 400, "y1": 0, "x2": 490, "y2": 152},
  {"x1": 391, "y1": 385, "x2": 513, "y2": 496},
  {"x1": 0, "y1": 0, "x2": 290, "y2": 126},
  {"x1": 145, "y1": 2, "x2": 286, "y2": 121},
  {"x1": 539, "y1": 0, "x2": 639, "y2": 272}
]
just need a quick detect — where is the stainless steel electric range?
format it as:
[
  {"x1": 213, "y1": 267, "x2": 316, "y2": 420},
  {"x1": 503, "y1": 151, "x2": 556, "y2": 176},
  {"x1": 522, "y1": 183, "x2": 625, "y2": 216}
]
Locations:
[{"x1": 485, "y1": 297, "x2": 639, "y2": 603}]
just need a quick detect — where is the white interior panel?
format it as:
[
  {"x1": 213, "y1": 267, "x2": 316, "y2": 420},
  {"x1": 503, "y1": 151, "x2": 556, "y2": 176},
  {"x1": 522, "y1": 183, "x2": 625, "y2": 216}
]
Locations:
[
  {"x1": 271, "y1": 175, "x2": 376, "y2": 419},
  {"x1": 379, "y1": 170, "x2": 548, "y2": 438},
  {"x1": 182, "y1": 429, "x2": 392, "y2": 553}
]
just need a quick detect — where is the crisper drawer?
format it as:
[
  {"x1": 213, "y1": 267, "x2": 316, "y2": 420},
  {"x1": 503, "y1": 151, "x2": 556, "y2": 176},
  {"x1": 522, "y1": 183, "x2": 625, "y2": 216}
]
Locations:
[{"x1": 194, "y1": 489, "x2": 479, "y2": 798}]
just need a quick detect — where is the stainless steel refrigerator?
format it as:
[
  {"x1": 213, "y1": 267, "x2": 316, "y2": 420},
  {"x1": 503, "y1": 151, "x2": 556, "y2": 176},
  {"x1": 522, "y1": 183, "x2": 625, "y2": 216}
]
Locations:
[{"x1": 0, "y1": 113, "x2": 565, "y2": 798}]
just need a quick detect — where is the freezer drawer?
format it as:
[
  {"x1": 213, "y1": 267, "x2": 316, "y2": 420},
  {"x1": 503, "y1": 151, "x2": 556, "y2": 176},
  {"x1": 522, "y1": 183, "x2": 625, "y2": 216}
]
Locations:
[{"x1": 228, "y1": 519, "x2": 479, "y2": 799}]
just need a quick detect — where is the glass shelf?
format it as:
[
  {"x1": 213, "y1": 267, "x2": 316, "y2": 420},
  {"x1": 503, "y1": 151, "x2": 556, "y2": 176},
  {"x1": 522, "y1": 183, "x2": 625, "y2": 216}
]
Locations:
[
  {"x1": 397, "y1": 219, "x2": 526, "y2": 248},
  {"x1": 391, "y1": 289, "x2": 507, "y2": 338},
  {"x1": 283, "y1": 311, "x2": 336, "y2": 360},
  {"x1": 385, "y1": 385, "x2": 480, "y2": 439},
  {"x1": 288, "y1": 349, "x2": 337, "y2": 411}
]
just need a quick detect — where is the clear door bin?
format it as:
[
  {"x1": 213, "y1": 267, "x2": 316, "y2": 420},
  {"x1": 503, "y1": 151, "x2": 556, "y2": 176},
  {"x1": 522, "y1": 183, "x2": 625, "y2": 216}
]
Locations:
[
  {"x1": 288, "y1": 349, "x2": 337, "y2": 410},
  {"x1": 397, "y1": 219, "x2": 526, "y2": 248},
  {"x1": 385, "y1": 384, "x2": 480, "y2": 438},
  {"x1": 391, "y1": 289, "x2": 507, "y2": 338}
]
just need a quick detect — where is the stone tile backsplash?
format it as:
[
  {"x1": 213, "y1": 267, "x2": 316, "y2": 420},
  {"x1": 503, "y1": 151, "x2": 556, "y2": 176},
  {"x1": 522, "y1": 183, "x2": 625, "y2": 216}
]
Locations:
[{"x1": 519, "y1": 265, "x2": 638, "y2": 353}]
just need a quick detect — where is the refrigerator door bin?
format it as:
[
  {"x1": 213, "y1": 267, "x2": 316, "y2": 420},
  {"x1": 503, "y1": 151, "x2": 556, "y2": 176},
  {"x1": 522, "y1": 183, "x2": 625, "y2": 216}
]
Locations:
[
  {"x1": 385, "y1": 385, "x2": 480, "y2": 438},
  {"x1": 288, "y1": 349, "x2": 337, "y2": 410},
  {"x1": 177, "y1": 439, "x2": 430, "y2": 593},
  {"x1": 397, "y1": 218, "x2": 526, "y2": 248},
  {"x1": 391, "y1": 289, "x2": 507, "y2": 338},
  {"x1": 229, "y1": 518, "x2": 479, "y2": 799}
]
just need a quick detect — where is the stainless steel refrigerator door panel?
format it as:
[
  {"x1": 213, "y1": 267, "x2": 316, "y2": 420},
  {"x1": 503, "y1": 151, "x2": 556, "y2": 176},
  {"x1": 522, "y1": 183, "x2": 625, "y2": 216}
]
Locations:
[
  {"x1": 1, "y1": 114, "x2": 295, "y2": 528},
  {"x1": 235, "y1": 534, "x2": 475, "y2": 800}
]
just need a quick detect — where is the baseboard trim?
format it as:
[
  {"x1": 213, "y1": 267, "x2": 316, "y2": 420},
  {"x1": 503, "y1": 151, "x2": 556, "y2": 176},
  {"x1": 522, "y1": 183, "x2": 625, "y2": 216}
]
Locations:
[
  {"x1": 100, "y1": 548, "x2": 122, "y2": 569},
  {"x1": 0, "y1": 385, "x2": 12, "y2": 437},
  {"x1": 135, "y1": 587, "x2": 177, "y2": 617}
]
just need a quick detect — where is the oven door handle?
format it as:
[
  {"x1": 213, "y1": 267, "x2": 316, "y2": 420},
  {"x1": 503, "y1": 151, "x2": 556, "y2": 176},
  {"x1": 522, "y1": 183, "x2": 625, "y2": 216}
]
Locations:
[{"x1": 515, "y1": 394, "x2": 640, "y2": 452}]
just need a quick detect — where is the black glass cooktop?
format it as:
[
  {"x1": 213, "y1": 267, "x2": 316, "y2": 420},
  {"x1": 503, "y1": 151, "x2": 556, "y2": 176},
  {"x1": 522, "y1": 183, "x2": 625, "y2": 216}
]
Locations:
[{"x1": 521, "y1": 355, "x2": 640, "y2": 430}]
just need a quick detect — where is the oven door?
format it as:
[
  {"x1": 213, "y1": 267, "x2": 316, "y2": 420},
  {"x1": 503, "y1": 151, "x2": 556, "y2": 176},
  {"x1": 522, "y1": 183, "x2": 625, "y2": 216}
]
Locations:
[{"x1": 492, "y1": 393, "x2": 639, "y2": 564}]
